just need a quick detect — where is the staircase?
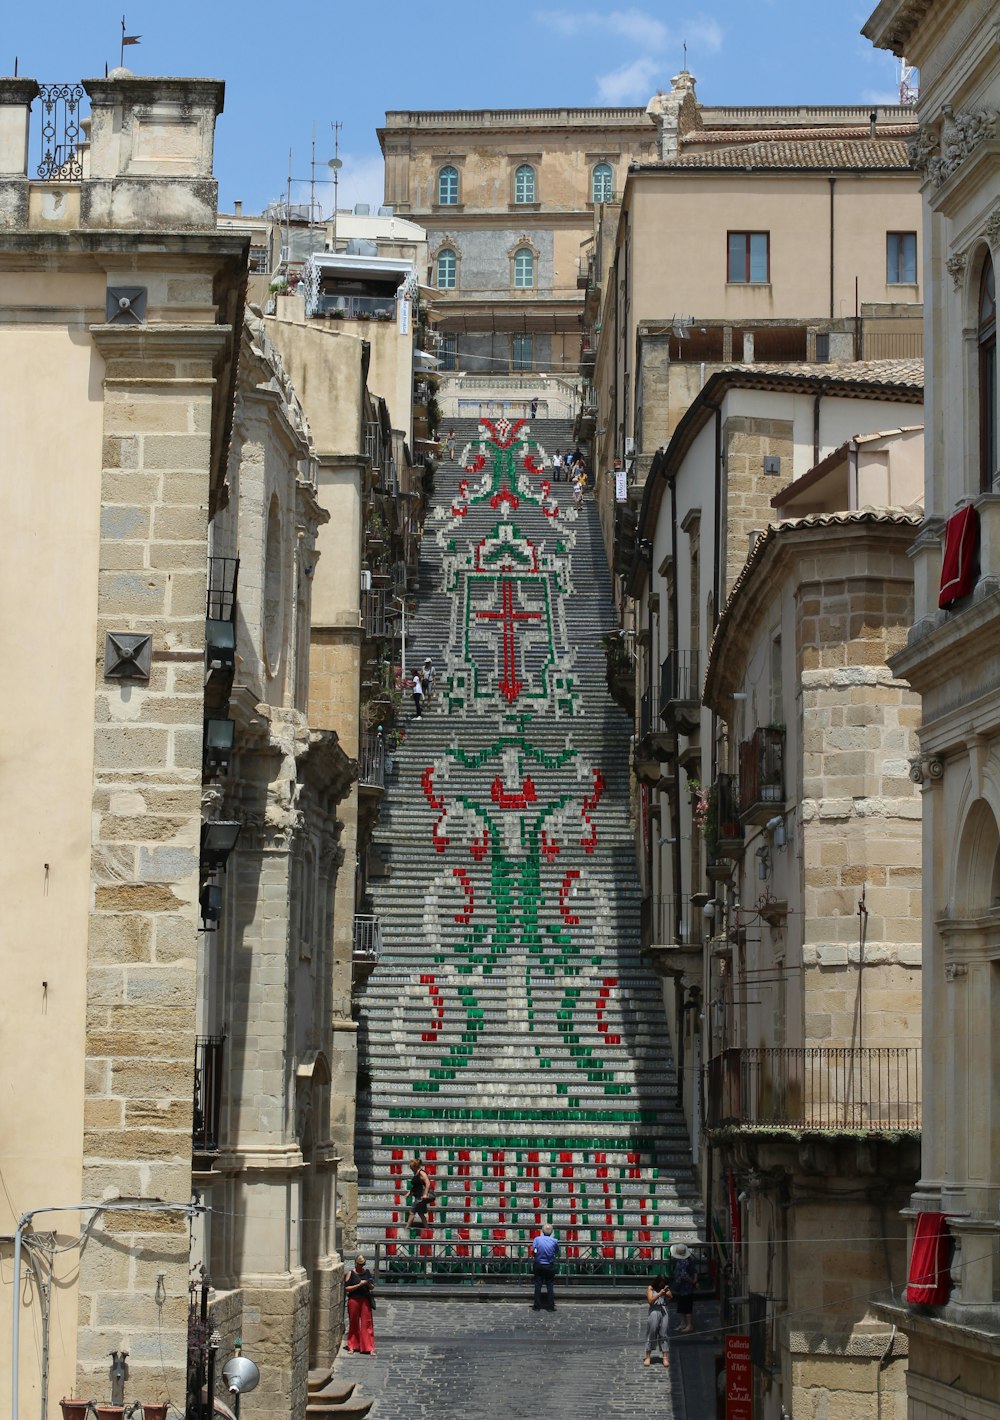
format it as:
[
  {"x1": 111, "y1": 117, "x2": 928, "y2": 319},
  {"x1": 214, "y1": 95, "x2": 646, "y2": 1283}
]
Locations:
[{"x1": 355, "y1": 415, "x2": 702, "y2": 1280}]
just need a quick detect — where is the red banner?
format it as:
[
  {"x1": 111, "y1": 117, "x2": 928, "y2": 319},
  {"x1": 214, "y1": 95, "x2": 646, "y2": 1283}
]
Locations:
[{"x1": 725, "y1": 1334, "x2": 752, "y2": 1420}]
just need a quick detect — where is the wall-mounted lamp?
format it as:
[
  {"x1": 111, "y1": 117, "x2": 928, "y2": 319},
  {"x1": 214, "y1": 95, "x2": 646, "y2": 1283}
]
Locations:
[
  {"x1": 766, "y1": 814, "x2": 786, "y2": 849},
  {"x1": 730, "y1": 692, "x2": 748, "y2": 702},
  {"x1": 200, "y1": 821, "x2": 241, "y2": 873},
  {"x1": 199, "y1": 882, "x2": 223, "y2": 932},
  {"x1": 203, "y1": 718, "x2": 236, "y2": 778},
  {"x1": 206, "y1": 618, "x2": 236, "y2": 673},
  {"x1": 702, "y1": 899, "x2": 718, "y2": 920}
]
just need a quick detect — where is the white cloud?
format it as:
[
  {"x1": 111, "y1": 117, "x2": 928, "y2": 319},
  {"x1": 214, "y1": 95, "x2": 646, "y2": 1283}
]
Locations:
[
  {"x1": 337, "y1": 152, "x2": 387, "y2": 215},
  {"x1": 597, "y1": 57, "x2": 663, "y2": 104},
  {"x1": 539, "y1": 7, "x2": 668, "y2": 49}
]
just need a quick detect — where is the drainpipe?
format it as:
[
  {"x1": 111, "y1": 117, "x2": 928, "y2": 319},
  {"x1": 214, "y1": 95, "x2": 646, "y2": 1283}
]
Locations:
[
  {"x1": 813, "y1": 383, "x2": 827, "y2": 468},
  {"x1": 668, "y1": 471, "x2": 683, "y2": 941},
  {"x1": 828, "y1": 175, "x2": 836, "y2": 319}
]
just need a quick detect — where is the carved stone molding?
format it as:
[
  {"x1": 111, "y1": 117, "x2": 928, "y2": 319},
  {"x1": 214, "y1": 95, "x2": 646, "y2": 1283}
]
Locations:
[
  {"x1": 911, "y1": 106, "x2": 999, "y2": 188},
  {"x1": 946, "y1": 251, "x2": 968, "y2": 289},
  {"x1": 909, "y1": 754, "x2": 944, "y2": 784},
  {"x1": 987, "y1": 208, "x2": 1000, "y2": 252},
  {"x1": 945, "y1": 961, "x2": 968, "y2": 981}
]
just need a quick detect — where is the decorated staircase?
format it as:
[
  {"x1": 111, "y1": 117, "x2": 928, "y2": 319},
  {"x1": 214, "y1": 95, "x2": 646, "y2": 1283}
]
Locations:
[{"x1": 355, "y1": 416, "x2": 702, "y2": 1279}]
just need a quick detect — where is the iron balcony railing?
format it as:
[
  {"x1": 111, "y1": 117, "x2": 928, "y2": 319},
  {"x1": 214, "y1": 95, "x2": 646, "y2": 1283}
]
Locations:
[
  {"x1": 353, "y1": 913, "x2": 383, "y2": 964},
  {"x1": 362, "y1": 587, "x2": 388, "y2": 639},
  {"x1": 706, "y1": 772, "x2": 743, "y2": 855},
  {"x1": 659, "y1": 650, "x2": 700, "y2": 719},
  {"x1": 363, "y1": 420, "x2": 383, "y2": 466},
  {"x1": 36, "y1": 82, "x2": 85, "y2": 182},
  {"x1": 706, "y1": 1046, "x2": 921, "y2": 1132},
  {"x1": 640, "y1": 688, "x2": 652, "y2": 741},
  {"x1": 358, "y1": 732, "x2": 385, "y2": 790},
  {"x1": 193, "y1": 1035, "x2": 225, "y2": 1153},
  {"x1": 644, "y1": 895, "x2": 692, "y2": 946},
  {"x1": 739, "y1": 727, "x2": 785, "y2": 816}
]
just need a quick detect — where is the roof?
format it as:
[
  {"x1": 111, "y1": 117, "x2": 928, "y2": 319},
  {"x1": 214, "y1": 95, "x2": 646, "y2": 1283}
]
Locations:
[
  {"x1": 643, "y1": 137, "x2": 913, "y2": 171},
  {"x1": 704, "y1": 508, "x2": 923, "y2": 704},
  {"x1": 684, "y1": 125, "x2": 915, "y2": 144},
  {"x1": 771, "y1": 425, "x2": 924, "y2": 508}
]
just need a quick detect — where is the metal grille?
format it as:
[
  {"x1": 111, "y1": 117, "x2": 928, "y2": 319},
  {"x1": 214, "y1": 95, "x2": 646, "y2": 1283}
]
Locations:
[
  {"x1": 36, "y1": 82, "x2": 85, "y2": 182},
  {"x1": 353, "y1": 913, "x2": 383, "y2": 963},
  {"x1": 193, "y1": 1036, "x2": 225, "y2": 1152},
  {"x1": 706, "y1": 1046, "x2": 921, "y2": 1131},
  {"x1": 206, "y1": 557, "x2": 239, "y2": 622},
  {"x1": 738, "y1": 727, "x2": 785, "y2": 814},
  {"x1": 358, "y1": 732, "x2": 385, "y2": 790},
  {"x1": 659, "y1": 649, "x2": 699, "y2": 715}
]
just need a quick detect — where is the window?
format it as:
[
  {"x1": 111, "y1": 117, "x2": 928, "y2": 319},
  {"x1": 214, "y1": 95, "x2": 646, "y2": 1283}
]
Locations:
[
  {"x1": 887, "y1": 231, "x2": 917, "y2": 284},
  {"x1": 592, "y1": 163, "x2": 613, "y2": 203},
  {"x1": 727, "y1": 231, "x2": 769, "y2": 284},
  {"x1": 980, "y1": 253, "x2": 996, "y2": 492},
  {"x1": 249, "y1": 244, "x2": 268, "y2": 274},
  {"x1": 436, "y1": 248, "x2": 457, "y2": 289},
  {"x1": 438, "y1": 166, "x2": 459, "y2": 205},
  {"x1": 513, "y1": 247, "x2": 535, "y2": 289},
  {"x1": 439, "y1": 333, "x2": 458, "y2": 371},
  {"x1": 512, "y1": 333, "x2": 534, "y2": 371},
  {"x1": 815, "y1": 332, "x2": 830, "y2": 362},
  {"x1": 514, "y1": 164, "x2": 536, "y2": 204}
]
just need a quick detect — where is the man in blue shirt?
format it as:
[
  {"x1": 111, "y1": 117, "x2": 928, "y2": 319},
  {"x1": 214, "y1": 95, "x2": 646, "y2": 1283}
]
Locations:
[{"x1": 531, "y1": 1223, "x2": 560, "y2": 1311}]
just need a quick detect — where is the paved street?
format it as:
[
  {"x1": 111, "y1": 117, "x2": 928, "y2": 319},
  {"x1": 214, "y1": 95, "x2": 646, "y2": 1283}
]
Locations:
[{"x1": 334, "y1": 1297, "x2": 721, "y2": 1419}]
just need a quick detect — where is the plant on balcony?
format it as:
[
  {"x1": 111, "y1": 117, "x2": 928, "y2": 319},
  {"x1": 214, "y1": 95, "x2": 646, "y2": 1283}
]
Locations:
[
  {"x1": 703, "y1": 782, "x2": 719, "y2": 853},
  {"x1": 687, "y1": 777, "x2": 710, "y2": 835}
]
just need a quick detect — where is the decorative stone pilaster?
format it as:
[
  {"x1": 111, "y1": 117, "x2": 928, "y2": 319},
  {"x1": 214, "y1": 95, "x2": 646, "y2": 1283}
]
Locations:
[{"x1": 0, "y1": 77, "x2": 39, "y2": 228}]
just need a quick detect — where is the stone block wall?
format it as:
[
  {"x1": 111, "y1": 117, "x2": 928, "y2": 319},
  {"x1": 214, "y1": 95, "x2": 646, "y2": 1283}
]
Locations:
[
  {"x1": 724, "y1": 416, "x2": 793, "y2": 595},
  {"x1": 79, "y1": 323, "x2": 226, "y2": 1400}
]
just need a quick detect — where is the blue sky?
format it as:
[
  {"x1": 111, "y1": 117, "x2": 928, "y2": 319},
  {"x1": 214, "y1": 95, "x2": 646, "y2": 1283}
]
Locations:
[{"x1": 7, "y1": 2, "x2": 904, "y2": 216}]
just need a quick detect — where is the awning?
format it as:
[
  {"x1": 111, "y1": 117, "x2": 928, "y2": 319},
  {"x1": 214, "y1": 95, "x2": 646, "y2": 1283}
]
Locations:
[
  {"x1": 939, "y1": 503, "x2": 978, "y2": 608},
  {"x1": 906, "y1": 1211, "x2": 951, "y2": 1304}
]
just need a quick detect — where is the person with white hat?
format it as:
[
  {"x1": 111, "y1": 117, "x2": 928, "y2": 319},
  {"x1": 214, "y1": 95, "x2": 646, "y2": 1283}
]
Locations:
[{"x1": 670, "y1": 1241, "x2": 697, "y2": 1333}]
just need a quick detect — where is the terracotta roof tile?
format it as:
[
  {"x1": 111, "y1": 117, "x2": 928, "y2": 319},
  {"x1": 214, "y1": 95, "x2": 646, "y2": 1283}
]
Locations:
[
  {"x1": 720, "y1": 358, "x2": 924, "y2": 388},
  {"x1": 651, "y1": 138, "x2": 912, "y2": 169},
  {"x1": 683, "y1": 124, "x2": 915, "y2": 145}
]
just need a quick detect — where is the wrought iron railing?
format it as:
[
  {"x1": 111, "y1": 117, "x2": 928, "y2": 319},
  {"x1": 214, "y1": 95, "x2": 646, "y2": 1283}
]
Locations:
[
  {"x1": 36, "y1": 82, "x2": 85, "y2": 181},
  {"x1": 315, "y1": 293, "x2": 396, "y2": 320},
  {"x1": 364, "y1": 421, "x2": 383, "y2": 466},
  {"x1": 193, "y1": 1035, "x2": 225, "y2": 1153},
  {"x1": 645, "y1": 895, "x2": 693, "y2": 946},
  {"x1": 362, "y1": 587, "x2": 388, "y2": 639},
  {"x1": 353, "y1": 913, "x2": 383, "y2": 964},
  {"x1": 705, "y1": 1046, "x2": 921, "y2": 1131},
  {"x1": 738, "y1": 727, "x2": 785, "y2": 815},
  {"x1": 640, "y1": 688, "x2": 652, "y2": 740},
  {"x1": 659, "y1": 650, "x2": 700, "y2": 717},
  {"x1": 206, "y1": 556, "x2": 239, "y2": 622},
  {"x1": 358, "y1": 732, "x2": 385, "y2": 790},
  {"x1": 707, "y1": 773, "x2": 742, "y2": 852}
]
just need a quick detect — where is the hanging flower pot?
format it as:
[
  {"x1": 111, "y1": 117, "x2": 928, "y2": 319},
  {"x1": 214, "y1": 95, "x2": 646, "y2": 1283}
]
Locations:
[
  {"x1": 59, "y1": 1403, "x2": 91, "y2": 1420},
  {"x1": 95, "y1": 1406, "x2": 125, "y2": 1420},
  {"x1": 141, "y1": 1405, "x2": 170, "y2": 1420}
]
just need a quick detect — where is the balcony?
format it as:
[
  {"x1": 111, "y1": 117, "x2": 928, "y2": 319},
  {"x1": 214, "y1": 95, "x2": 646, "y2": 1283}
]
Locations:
[
  {"x1": 602, "y1": 632, "x2": 635, "y2": 715},
  {"x1": 353, "y1": 913, "x2": 383, "y2": 972},
  {"x1": 706, "y1": 773, "x2": 743, "y2": 860},
  {"x1": 362, "y1": 587, "x2": 389, "y2": 639},
  {"x1": 358, "y1": 731, "x2": 385, "y2": 792},
  {"x1": 193, "y1": 1035, "x2": 225, "y2": 1156},
  {"x1": 706, "y1": 1046, "x2": 921, "y2": 1132},
  {"x1": 314, "y1": 293, "x2": 396, "y2": 321},
  {"x1": 739, "y1": 727, "x2": 785, "y2": 822},
  {"x1": 364, "y1": 420, "x2": 383, "y2": 466},
  {"x1": 659, "y1": 650, "x2": 700, "y2": 734},
  {"x1": 635, "y1": 687, "x2": 676, "y2": 782}
]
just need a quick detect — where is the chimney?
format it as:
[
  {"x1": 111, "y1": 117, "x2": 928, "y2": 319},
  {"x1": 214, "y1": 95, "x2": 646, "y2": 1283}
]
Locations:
[
  {"x1": 234, "y1": 199, "x2": 243, "y2": 216},
  {"x1": 869, "y1": 110, "x2": 878, "y2": 139}
]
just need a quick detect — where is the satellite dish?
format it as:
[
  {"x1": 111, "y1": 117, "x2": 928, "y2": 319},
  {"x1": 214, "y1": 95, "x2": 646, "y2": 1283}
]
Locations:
[
  {"x1": 222, "y1": 1356, "x2": 261, "y2": 1396},
  {"x1": 327, "y1": 158, "x2": 343, "y2": 172}
]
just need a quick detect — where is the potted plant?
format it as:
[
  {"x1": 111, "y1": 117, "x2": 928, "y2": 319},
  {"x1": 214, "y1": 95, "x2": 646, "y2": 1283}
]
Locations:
[{"x1": 59, "y1": 1403, "x2": 91, "y2": 1420}]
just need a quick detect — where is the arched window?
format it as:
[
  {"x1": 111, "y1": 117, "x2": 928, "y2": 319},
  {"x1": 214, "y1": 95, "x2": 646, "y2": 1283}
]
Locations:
[
  {"x1": 592, "y1": 163, "x2": 613, "y2": 203},
  {"x1": 438, "y1": 166, "x2": 459, "y2": 205},
  {"x1": 514, "y1": 164, "x2": 536, "y2": 204},
  {"x1": 436, "y1": 248, "x2": 457, "y2": 289},
  {"x1": 980, "y1": 253, "x2": 996, "y2": 492},
  {"x1": 513, "y1": 247, "x2": 534, "y2": 289}
]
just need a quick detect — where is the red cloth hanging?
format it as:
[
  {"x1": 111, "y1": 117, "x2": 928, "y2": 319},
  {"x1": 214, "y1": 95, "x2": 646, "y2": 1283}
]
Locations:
[
  {"x1": 906, "y1": 1212, "x2": 951, "y2": 1304},
  {"x1": 939, "y1": 504, "x2": 978, "y2": 608}
]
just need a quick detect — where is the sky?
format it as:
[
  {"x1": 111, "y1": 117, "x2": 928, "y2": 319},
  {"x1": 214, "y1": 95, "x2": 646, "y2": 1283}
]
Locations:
[{"x1": 6, "y1": 2, "x2": 904, "y2": 217}]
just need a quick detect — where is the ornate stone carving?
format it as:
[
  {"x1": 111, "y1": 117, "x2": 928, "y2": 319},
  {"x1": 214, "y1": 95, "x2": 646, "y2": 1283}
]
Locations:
[
  {"x1": 909, "y1": 754, "x2": 944, "y2": 784},
  {"x1": 945, "y1": 961, "x2": 968, "y2": 981},
  {"x1": 987, "y1": 208, "x2": 1000, "y2": 252},
  {"x1": 911, "y1": 106, "x2": 999, "y2": 187},
  {"x1": 946, "y1": 251, "x2": 968, "y2": 289}
]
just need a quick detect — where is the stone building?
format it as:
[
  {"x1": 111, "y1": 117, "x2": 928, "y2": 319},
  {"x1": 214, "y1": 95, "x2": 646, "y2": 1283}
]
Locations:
[
  {"x1": 0, "y1": 68, "x2": 398, "y2": 1420},
  {"x1": 620, "y1": 361, "x2": 926, "y2": 1415},
  {"x1": 581, "y1": 71, "x2": 923, "y2": 571},
  {"x1": 701, "y1": 500, "x2": 923, "y2": 1420},
  {"x1": 862, "y1": 2, "x2": 1000, "y2": 1417},
  {"x1": 0, "y1": 69, "x2": 247, "y2": 1414}
]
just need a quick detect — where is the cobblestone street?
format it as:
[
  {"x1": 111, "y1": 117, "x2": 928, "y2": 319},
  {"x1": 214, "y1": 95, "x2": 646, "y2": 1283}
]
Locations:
[{"x1": 333, "y1": 1297, "x2": 721, "y2": 1419}]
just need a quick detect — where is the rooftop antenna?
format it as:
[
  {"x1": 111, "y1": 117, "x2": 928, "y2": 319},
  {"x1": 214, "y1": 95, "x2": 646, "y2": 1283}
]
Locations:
[
  {"x1": 13, "y1": 57, "x2": 17, "y2": 78},
  {"x1": 328, "y1": 120, "x2": 342, "y2": 250},
  {"x1": 285, "y1": 147, "x2": 292, "y2": 274},
  {"x1": 899, "y1": 57, "x2": 918, "y2": 107},
  {"x1": 120, "y1": 14, "x2": 142, "y2": 69},
  {"x1": 309, "y1": 122, "x2": 317, "y2": 259}
]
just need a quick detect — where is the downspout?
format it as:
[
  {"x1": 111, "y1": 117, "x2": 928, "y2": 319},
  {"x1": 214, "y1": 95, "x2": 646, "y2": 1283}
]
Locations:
[
  {"x1": 668, "y1": 470, "x2": 683, "y2": 943},
  {"x1": 828, "y1": 175, "x2": 836, "y2": 320},
  {"x1": 813, "y1": 382, "x2": 827, "y2": 468}
]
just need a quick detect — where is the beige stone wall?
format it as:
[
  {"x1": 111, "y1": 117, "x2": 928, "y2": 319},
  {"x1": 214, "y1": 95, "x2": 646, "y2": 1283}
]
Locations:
[{"x1": 724, "y1": 416, "x2": 794, "y2": 595}]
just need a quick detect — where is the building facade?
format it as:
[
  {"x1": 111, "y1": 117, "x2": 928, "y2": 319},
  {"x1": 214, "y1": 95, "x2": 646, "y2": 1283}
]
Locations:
[{"x1": 864, "y1": 2, "x2": 1000, "y2": 1417}]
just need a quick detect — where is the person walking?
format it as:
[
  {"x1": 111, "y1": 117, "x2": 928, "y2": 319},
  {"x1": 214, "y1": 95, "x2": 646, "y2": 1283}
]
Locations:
[
  {"x1": 644, "y1": 1272, "x2": 671, "y2": 1366},
  {"x1": 670, "y1": 1242, "x2": 698, "y2": 1332},
  {"x1": 530, "y1": 1222, "x2": 559, "y2": 1311},
  {"x1": 446, "y1": 428, "x2": 456, "y2": 462},
  {"x1": 551, "y1": 449, "x2": 562, "y2": 482},
  {"x1": 412, "y1": 668, "x2": 423, "y2": 718},
  {"x1": 422, "y1": 657, "x2": 436, "y2": 702},
  {"x1": 530, "y1": 396, "x2": 538, "y2": 419},
  {"x1": 344, "y1": 1254, "x2": 376, "y2": 1355},
  {"x1": 406, "y1": 1156, "x2": 432, "y2": 1230}
]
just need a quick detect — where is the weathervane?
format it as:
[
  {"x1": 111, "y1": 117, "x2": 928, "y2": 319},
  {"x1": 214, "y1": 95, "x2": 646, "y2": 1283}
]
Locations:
[{"x1": 120, "y1": 14, "x2": 142, "y2": 68}]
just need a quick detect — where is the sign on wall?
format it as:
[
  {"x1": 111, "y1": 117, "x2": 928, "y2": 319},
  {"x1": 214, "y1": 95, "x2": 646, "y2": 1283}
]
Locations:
[
  {"x1": 725, "y1": 1334, "x2": 752, "y2": 1420},
  {"x1": 615, "y1": 467, "x2": 628, "y2": 503},
  {"x1": 398, "y1": 298, "x2": 411, "y2": 335}
]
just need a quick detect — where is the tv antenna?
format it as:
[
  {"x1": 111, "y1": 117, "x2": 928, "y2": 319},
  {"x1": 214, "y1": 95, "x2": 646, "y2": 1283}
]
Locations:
[{"x1": 899, "y1": 57, "x2": 919, "y2": 107}]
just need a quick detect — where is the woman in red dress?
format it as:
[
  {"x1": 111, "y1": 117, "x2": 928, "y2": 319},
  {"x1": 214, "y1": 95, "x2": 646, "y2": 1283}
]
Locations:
[{"x1": 344, "y1": 1254, "x2": 376, "y2": 1355}]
